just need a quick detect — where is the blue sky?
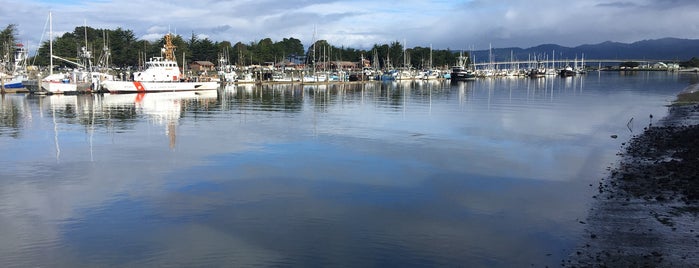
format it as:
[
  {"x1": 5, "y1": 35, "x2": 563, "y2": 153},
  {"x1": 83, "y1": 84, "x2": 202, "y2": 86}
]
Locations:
[{"x1": 4, "y1": 0, "x2": 699, "y2": 53}]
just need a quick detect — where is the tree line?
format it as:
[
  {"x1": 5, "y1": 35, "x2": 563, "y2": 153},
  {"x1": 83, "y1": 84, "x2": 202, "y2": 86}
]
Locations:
[
  {"x1": 2, "y1": 24, "x2": 467, "y2": 71},
  {"x1": 680, "y1": 57, "x2": 699, "y2": 68}
]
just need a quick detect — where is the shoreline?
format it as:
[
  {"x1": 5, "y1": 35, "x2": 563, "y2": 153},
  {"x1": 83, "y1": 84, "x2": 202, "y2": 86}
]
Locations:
[{"x1": 565, "y1": 88, "x2": 699, "y2": 267}]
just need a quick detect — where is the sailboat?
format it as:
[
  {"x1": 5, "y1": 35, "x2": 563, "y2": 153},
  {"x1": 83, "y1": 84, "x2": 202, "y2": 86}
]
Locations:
[
  {"x1": 102, "y1": 34, "x2": 218, "y2": 93},
  {"x1": 40, "y1": 12, "x2": 91, "y2": 94},
  {"x1": 421, "y1": 44, "x2": 441, "y2": 80}
]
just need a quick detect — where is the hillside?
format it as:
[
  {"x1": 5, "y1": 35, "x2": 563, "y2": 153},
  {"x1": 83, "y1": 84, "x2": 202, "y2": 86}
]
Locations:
[{"x1": 470, "y1": 38, "x2": 699, "y2": 63}]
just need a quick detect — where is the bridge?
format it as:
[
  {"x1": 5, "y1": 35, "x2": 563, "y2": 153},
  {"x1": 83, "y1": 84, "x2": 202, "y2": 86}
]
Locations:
[{"x1": 471, "y1": 59, "x2": 679, "y2": 68}]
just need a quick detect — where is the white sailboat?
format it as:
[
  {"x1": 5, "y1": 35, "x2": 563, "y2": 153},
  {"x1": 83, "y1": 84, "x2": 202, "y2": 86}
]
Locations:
[{"x1": 41, "y1": 12, "x2": 90, "y2": 94}]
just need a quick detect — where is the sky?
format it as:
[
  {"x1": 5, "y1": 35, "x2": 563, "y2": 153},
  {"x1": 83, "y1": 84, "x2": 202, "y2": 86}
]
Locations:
[{"x1": 3, "y1": 0, "x2": 699, "y2": 53}]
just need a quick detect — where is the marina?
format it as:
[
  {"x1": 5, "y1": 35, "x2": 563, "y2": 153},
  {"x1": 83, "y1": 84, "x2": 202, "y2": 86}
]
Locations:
[
  {"x1": 0, "y1": 72, "x2": 691, "y2": 267},
  {"x1": 2, "y1": 16, "x2": 684, "y2": 95},
  {"x1": 2, "y1": 0, "x2": 699, "y2": 266}
]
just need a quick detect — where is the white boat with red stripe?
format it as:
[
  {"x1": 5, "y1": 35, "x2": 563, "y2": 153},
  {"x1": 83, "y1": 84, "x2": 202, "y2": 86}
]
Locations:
[{"x1": 102, "y1": 34, "x2": 218, "y2": 94}]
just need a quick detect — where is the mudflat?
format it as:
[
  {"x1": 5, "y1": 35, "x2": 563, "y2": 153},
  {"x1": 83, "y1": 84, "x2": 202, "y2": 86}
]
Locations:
[{"x1": 565, "y1": 91, "x2": 699, "y2": 267}]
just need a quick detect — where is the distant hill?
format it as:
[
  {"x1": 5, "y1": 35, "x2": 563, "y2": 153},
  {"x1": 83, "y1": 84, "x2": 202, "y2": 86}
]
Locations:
[{"x1": 469, "y1": 38, "x2": 699, "y2": 64}]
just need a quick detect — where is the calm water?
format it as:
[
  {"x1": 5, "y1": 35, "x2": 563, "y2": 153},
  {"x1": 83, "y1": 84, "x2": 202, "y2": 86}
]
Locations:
[{"x1": 0, "y1": 72, "x2": 693, "y2": 267}]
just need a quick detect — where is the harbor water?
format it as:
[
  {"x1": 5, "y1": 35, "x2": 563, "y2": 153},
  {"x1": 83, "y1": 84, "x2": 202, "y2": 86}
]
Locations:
[{"x1": 0, "y1": 72, "x2": 692, "y2": 267}]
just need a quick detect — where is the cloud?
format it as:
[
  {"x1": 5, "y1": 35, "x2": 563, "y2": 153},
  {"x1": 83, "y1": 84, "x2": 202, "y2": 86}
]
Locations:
[
  {"x1": 596, "y1": 1, "x2": 640, "y2": 8},
  {"x1": 146, "y1": 26, "x2": 167, "y2": 34},
  {"x1": 4, "y1": 0, "x2": 698, "y2": 53}
]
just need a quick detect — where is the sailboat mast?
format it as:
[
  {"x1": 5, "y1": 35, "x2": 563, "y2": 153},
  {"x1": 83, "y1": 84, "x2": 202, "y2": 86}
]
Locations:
[
  {"x1": 429, "y1": 44, "x2": 433, "y2": 69},
  {"x1": 403, "y1": 39, "x2": 407, "y2": 67},
  {"x1": 84, "y1": 20, "x2": 88, "y2": 51},
  {"x1": 312, "y1": 24, "x2": 316, "y2": 76},
  {"x1": 49, "y1": 11, "x2": 53, "y2": 76},
  {"x1": 84, "y1": 20, "x2": 90, "y2": 71}
]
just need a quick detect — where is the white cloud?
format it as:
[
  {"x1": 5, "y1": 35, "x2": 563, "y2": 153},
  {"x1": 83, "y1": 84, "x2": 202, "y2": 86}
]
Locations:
[{"x1": 4, "y1": 0, "x2": 697, "y2": 53}]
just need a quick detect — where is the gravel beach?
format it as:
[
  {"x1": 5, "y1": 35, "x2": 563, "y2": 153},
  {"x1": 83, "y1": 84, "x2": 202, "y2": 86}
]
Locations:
[{"x1": 565, "y1": 87, "x2": 699, "y2": 267}]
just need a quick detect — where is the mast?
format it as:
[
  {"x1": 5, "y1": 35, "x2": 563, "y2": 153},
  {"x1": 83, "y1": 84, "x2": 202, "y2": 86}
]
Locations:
[
  {"x1": 386, "y1": 49, "x2": 391, "y2": 70},
  {"x1": 49, "y1": 11, "x2": 53, "y2": 76},
  {"x1": 429, "y1": 44, "x2": 433, "y2": 69},
  {"x1": 83, "y1": 20, "x2": 91, "y2": 72},
  {"x1": 372, "y1": 49, "x2": 379, "y2": 70},
  {"x1": 84, "y1": 20, "x2": 88, "y2": 52},
  {"x1": 100, "y1": 30, "x2": 111, "y2": 70},
  {"x1": 403, "y1": 39, "x2": 407, "y2": 68},
  {"x1": 311, "y1": 24, "x2": 316, "y2": 77}
]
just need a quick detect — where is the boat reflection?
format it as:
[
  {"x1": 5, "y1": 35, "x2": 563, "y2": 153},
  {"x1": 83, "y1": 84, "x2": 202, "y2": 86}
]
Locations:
[
  {"x1": 99, "y1": 91, "x2": 218, "y2": 149},
  {"x1": 0, "y1": 94, "x2": 30, "y2": 138},
  {"x1": 35, "y1": 91, "x2": 219, "y2": 153},
  {"x1": 4, "y1": 78, "x2": 592, "y2": 143}
]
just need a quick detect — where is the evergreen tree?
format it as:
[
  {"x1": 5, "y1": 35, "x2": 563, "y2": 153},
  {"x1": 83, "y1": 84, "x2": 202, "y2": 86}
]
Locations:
[
  {"x1": 18, "y1": 22, "x2": 476, "y2": 72},
  {"x1": 1, "y1": 24, "x2": 19, "y2": 62}
]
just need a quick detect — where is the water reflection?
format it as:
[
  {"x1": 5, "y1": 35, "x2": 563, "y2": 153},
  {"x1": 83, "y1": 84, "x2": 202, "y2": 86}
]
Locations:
[
  {"x1": 97, "y1": 91, "x2": 219, "y2": 149},
  {"x1": 0, "y1": 94, "x2": 29, "y2": 138},
  {"x1": 0, "y1": 73, "x2": 691, "y2": 267}
]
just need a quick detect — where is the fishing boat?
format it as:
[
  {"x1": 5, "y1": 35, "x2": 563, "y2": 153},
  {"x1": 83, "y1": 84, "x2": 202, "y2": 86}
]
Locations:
[
  {"x1": 102, "y1": 34, "x2": 218, "y2": 93},
  {"x1": 528, "y1": 68, "x2": 546, "y2": 78},
  {"x1": 2, "y1": 74, "x2": 27, "y2": 90},
  {"x1": 528, "y1": 60, "x2": 547, "y2": 78},
  {"x1": 450, "y1": 51, "x2": 476, "y2": 81},
  {"x1": 559, "y1": 65, "x2": 576, "y2": 77},
  {"x1": 1, "y1": 43, "x2": 29, "y2": 89}
]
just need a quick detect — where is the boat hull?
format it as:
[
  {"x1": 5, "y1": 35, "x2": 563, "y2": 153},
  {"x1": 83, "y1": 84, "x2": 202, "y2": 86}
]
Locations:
[
  {"x1": 41, "y1": 81, "x2": 90, "y2": 94},
  {"x1": 103, "y1": 81, "x2": 219, "y2": 93},
  {"x1": 451, "y1": 71, "x2": 476, "y2": 81},
  {"x1": 3, "y1": 82, "x2": 24, "y2": 89},
  {"x1": 2, "y1": 76, "x2": 28, "y2": 89},
  {"x1": 559, "y1": 70, "x2": 576, "y2": 77}
]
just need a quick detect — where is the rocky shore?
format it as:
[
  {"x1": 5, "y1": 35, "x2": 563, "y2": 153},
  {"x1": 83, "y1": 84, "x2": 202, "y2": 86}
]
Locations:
[{"x1": 564, "y1": 88, "x2": 699, "y2": 267}]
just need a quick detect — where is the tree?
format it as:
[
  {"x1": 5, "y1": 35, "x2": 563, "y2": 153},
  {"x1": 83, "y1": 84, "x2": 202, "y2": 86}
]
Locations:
[
  {"x1": 190, "y1": 37, "x2": 217, "y2": 63},
  {"x1": 1, "y1": 24, "x2": 19, "y2": 61},
  {"x1": 388, "y1": 41, "x2": 404, "y2": 68},
  {"x1": 255, "y1": 38, "x2": 275, "y2": 64},
  {"x1": 18, "y1": 22, "x2": 475, "y2": 72},
  {"x1": 370, "y1": 44, "x2": 390, "y2": 69},
  {"x1": 277, "y1": 37, "x2": 304, "y2": 57},
  {"x1": 232, "y1": 41, "x2": 249, "y2": 66},
  {"x1": 435, "y1": 48, "x2": 459, "y2": 69},
  {"x1": 680, "y1": 57, "x2": 699, "y2": 68},
  {"x1": 110, "y1": 28, "x2": 139, "y2": 67}
]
